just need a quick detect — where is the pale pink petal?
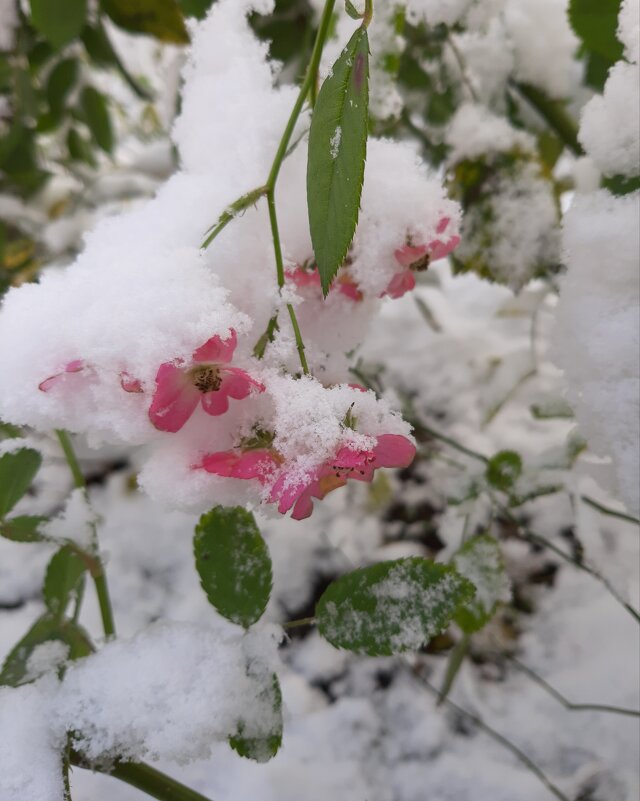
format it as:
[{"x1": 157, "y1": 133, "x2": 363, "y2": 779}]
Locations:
[
  {"x1": 383, "y1": 270, "x2": 415, "y2": 299},
  {"x1": 39, "y1": 360, "x2": 87, "y2": 392},
  {"x1": 373, "y1": 434, "x2": 416, "y2": 469},
  {"x1": 120, "y1": 372, "x2": 144, "y2": 393},
  {"x1": 436, "y1": 216, "x2": 450, "y2": 234},
  {"x1": 200, "y1": 389, "x2": 230, "y2": 416},
  {"x1": 219, "y1": 367, "x2": 264, "y2": 400},
  {"x1": 149, "y1": 363, "x2": 199, "y2": 432},
  {"x1": 427, "y1": 234, "x2": 460, "y2": 262},
  {"x1": 192, "y1": 329, "x2": 237, "y2": 364},
  {"x1": 394, "y1": 244, "x2": 428, "y2": 268}
]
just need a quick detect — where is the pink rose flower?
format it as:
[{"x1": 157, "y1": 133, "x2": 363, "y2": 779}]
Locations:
[
  {"x1": 383, "y1": 217, "x2": 461, "y2": 299},
  {"x1": 148, "y1": 330, "x2": 264, "y2": 433},
  {"x1": 194, "y1": 448, "x2": 281, "y2": 484},
  {"x1": 287, "y1": 265, "x2": 362, "y2": 302},
  {"x1": 269, "y1": 433, "x2": 416, "y2": 520}
]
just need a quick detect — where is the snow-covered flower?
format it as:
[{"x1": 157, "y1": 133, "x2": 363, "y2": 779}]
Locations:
[
  {"x1": 149, "y1": 330, "x2": 264, "y2": 433},
  {"x1": 269, "y1": 434, "x2": 416, "y2": 520}
]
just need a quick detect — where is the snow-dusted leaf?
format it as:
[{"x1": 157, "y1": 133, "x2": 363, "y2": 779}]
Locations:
[
  {"x1": 101, "y1": 0, "x2": 189, "y2": 44},
  {"x1": 568, "y1": 0, "x2": 623, "y2": 63},
  {"x1": 344, "y1": 0, "x2": 363, "y2": 20},
  {"x1": 229, "y1": 673, "x2": 283, "y2": 763},
  {"x1": 0, "y1": 448, "x2": 42, "y2": 519},
  {"x1": 316, "y1": 557, "x2": 475, "y2": 656},
  {"x1": 453, "y1": 535, "x2": 511, "y2": 634},
  {"x1": 0, "y1": 514, "x2": 47, "y2": 542},
  {"x1": 0, "y1": 615, "x2": 92, "y2": 687},
  {"x1": 485, "y1": 450, "x2": 522, "y2": 492},
  {"x1": 43, "y1": 546, "x2": 87, "y2": 621},
  {"x1": 194, "y1": 507, "x2": 272, "y2": 628},
  {"x1": 80, "y1": 87, "x2": 114, "y2": 153},
  {"x1": 307, "y1": 25, "x2": 369, "y2": 295},
  {"x1": 30, "y1": 0, "x2": 87, "y2": 49}
]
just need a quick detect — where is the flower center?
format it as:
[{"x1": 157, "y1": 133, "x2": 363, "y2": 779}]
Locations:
[
  {"x1": 191, "y1": 365, "x2": 222, "y2": 393},
  {"x1": 409, "y1": 252, "x2": 431, "y2": 272}
]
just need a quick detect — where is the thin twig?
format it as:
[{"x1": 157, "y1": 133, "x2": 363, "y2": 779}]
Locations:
[
  {"x1": 580, "y1": 495, "x2": 640, "y2": 527},
  {"x1": 413, "y1": 667, "x2": 571, "y2": 801},
  {"x1": 509, "y1": 655, "x2": 640, "y2": 718}
]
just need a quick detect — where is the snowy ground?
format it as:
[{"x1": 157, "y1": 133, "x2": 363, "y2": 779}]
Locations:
[{"x1": 2, "y1": 268, "x2": 638, "y2": 801}]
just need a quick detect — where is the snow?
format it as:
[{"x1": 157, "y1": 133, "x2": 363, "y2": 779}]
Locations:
[
  {"x1": 42, "y1": 488, "x2": 98, "y2": 551},
  {"x1": 552, "y1": 190, "x2": 640, "y2": 516},
  {"x1": 618, "y1": 0, "x2": 640, "y2": 64}
]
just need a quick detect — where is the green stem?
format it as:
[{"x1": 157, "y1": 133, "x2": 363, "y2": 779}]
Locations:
[
  {"x1": 438, "y1": 633, "x2": 470, "y2": 704},
  {"x1": 287, "y1": 303, "x2": 310, "y2": 374},
  {"x1": 511, "y1": 81, "x2": 583, "y2": 156},
  {"x1": 509, "y1": 655, "x2": 640, "y2": 718},
  {"x1": 201, "y1": 185, "x2": 268, "y2": 250},
  {"x1": 283, "y1": 616, "x2": 316, "y2": 629},
  {"x1": 412, "y1": 420, "x2": 489, "y2": 465},
  {"x1": 72, "y1": 755, "x2": 215, "y2": 801},
  {"x1": 362, "y1": 0, "x2": 374, "y2": 28},
  {"x1": 414, "y1": 670, "x2": 570, "y2": 801},
  {"x1": 580, "y1": 495, "x2": 640, "y2": 527},
  {"x1": 55, "y1": 430, "x2": 117, "y2": 637},
  {"x1": 266, "y1": 0, "x2": 337, "y2": 191},
  {"x1": 266, "y1": 189, "x2": 286, "y2": 289}
]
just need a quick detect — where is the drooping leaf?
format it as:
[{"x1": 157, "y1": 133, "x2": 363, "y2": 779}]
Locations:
[
  {"x1": 100, "y1": 0, "x2": 189, "y2": 44},
  {"x1": 453, "y1": 535, "x2": 511, "y2": 634},
  {"x1": 485, "y1": 450, "x2": 522, "y2": 492},
  {"x1": 0, "y1": 448, "x2": 42, "y2": 519},
  {"x1": 43, "y1": 546, "x2": 87, "y2": 620},
  {"x1": 229, "y1": 673, "x2": 283, "y2": 762},
  {"x1": 30, "y1": 0, "x2": 87, "y2": 49},
  {"x1": 194, "y1": 506, "x2": 272, "y2": 628},
  {"x1": 79, "y1": 86, "x2": 113, "y2": 153},
  {"x1": 46, "y1": 58, "x2": 79, "y2": 118},
  {"x1": 0, "y1": 615, "x2": 92, "y2": 687},
  {"x1": 0, "y1": 514, "x2": 48, "y2": 542},
  {"x1": 67, "y1": 128, "x2": 97, "y2": 166},
  {"x1": 568, "y1": 0, "x2": 623, "y2": 63},
  {"x1": 344, "y1": 0, "x2": 362, "y2": 20},
  {"x1": 307, "y1": 25, "x2": 370, "y2": 295},
  {"x1": 316, "y1": 557, "x2": 475, "y2": 656}
]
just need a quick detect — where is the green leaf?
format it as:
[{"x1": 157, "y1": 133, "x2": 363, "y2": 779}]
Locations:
[
  {"x1": 316, "y1": 557, "x2": 475, "y2": 656},
  {"x1": 194, "y1": 506, "x2": 272, "y2": 628},
  {"x1": 345, "y1": 0, "x2": 362, "y2": 20},
  {"x1": 179, "y1": 0, "x2": 215, "y2": 19},
  {"x1": 100, "y1": 0, "x2": 189, "y2": 44},
  {"x1": 0, "y1": 614, "x2": 92, "y2": 687},
  {"x1": 307, "y1": 25, "x2": 370, "y2": 295},
  {"x1": 46, "y1": 58, "x2": 79, "y2": 118},
  {"x1": 453, "y1": 535, "x2": 510, "y2": 634},
  {"x1": 30, "y1": 0, "x2": 87, "y2": 49},
  {"x1": 485, "y1": 450, "x2": 522, "y2": 492},
  {"x1": 568, "y1": 0, "x2": 623, "y2": 63},
  {"x1": 0, "y1": 448, "x2": 42, "y2": 519},
  {"x1": 79, "y1": 86, "x2": 113, "y2": 153},
  {"x1": 229, "y1": 673, "x2": 282, "y2": 762},
  {"x1": 67, "y1": 128, "x2": 97, "y2": 166},
  {"x1": 603, "y1": 173, "x2": 640, "y2": 196},
  {"x1": 0, "y1": 514, "x2": 48, "y2": 542},
  {"x1": 43, "y1": 546, "x2": 86, "y2": 620}
]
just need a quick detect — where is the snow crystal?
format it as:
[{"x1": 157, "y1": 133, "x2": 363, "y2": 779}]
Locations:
[
  {"x1": 618, "y1": 0, "x2": 640, "y2": 64},
  {"x1": 446, "y1": 103, "x2": 535, "y2": 163},
  {"x1": 552, "y1": 190, "x2": 640, "y2": 515},
  {"x1": 580, "y1": 62, "x2": 640, "y2": 178},
  {"x1": 42, "y1": 488, "x2": 98, "y2": 551},
  {"x1": 329, "y1": 126, "x2": 342, "y2": 159}
]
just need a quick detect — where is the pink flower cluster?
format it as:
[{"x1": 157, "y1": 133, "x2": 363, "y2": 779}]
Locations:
[{"x1": 39, "y1": 330, "x2": 416, "y2": 520}]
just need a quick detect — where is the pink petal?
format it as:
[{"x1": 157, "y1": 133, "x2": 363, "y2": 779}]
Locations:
[
  {"x1": 39, "y1": 360, "x2": 87, "y2": 392},
  {"x1": 348, "y1": 383, "x2": 368, "y2": 392},
  {"x1": 197, "y1": 451, "x2": 238, "y2": 476},
  {"x1": 219, "y1": 367, "x2": 264, "y2": 400},
  {"x1": 337, "y1": 281, "x2": 363, "y2": 302},
  {"x1": 120, "y1": 372, "x2": 144, "y2": 393},
  {"x1": 333, "y1": 446, "x2": 371, "y2": 470},
  {"x1": 395, "y1": 244, "x2": 428, "y2": 268},
  {"x1": 287, "y1": 268, "x2": 322, "y2": 290},
  {"x1": 291, "y1": 486, "x2": 318, "y2": 520},
  {"x1": 373, "y1": 434, "x2": 416, "y2": 469},
  {"x1": 148, "y1": 363, "x2": 199, "y2": 432},
  {"x1": 436, "y1": 216, "x2": 450, "y2": 234},
  {"x1": 270, "y1": 472, "x2": 311, "y2": 515},
  {"x1": 200, "y1": 389, "x2": 230, "y2": 416},
  {"x1": 233, "y1": 451, "x2": 279, "y2": 482},
  {"x1": 192, "y1": 329, "x2": 237, "y2": 364},
  {"x1": 383, "y1": 270, "x2": 415, "y2": 299}
]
